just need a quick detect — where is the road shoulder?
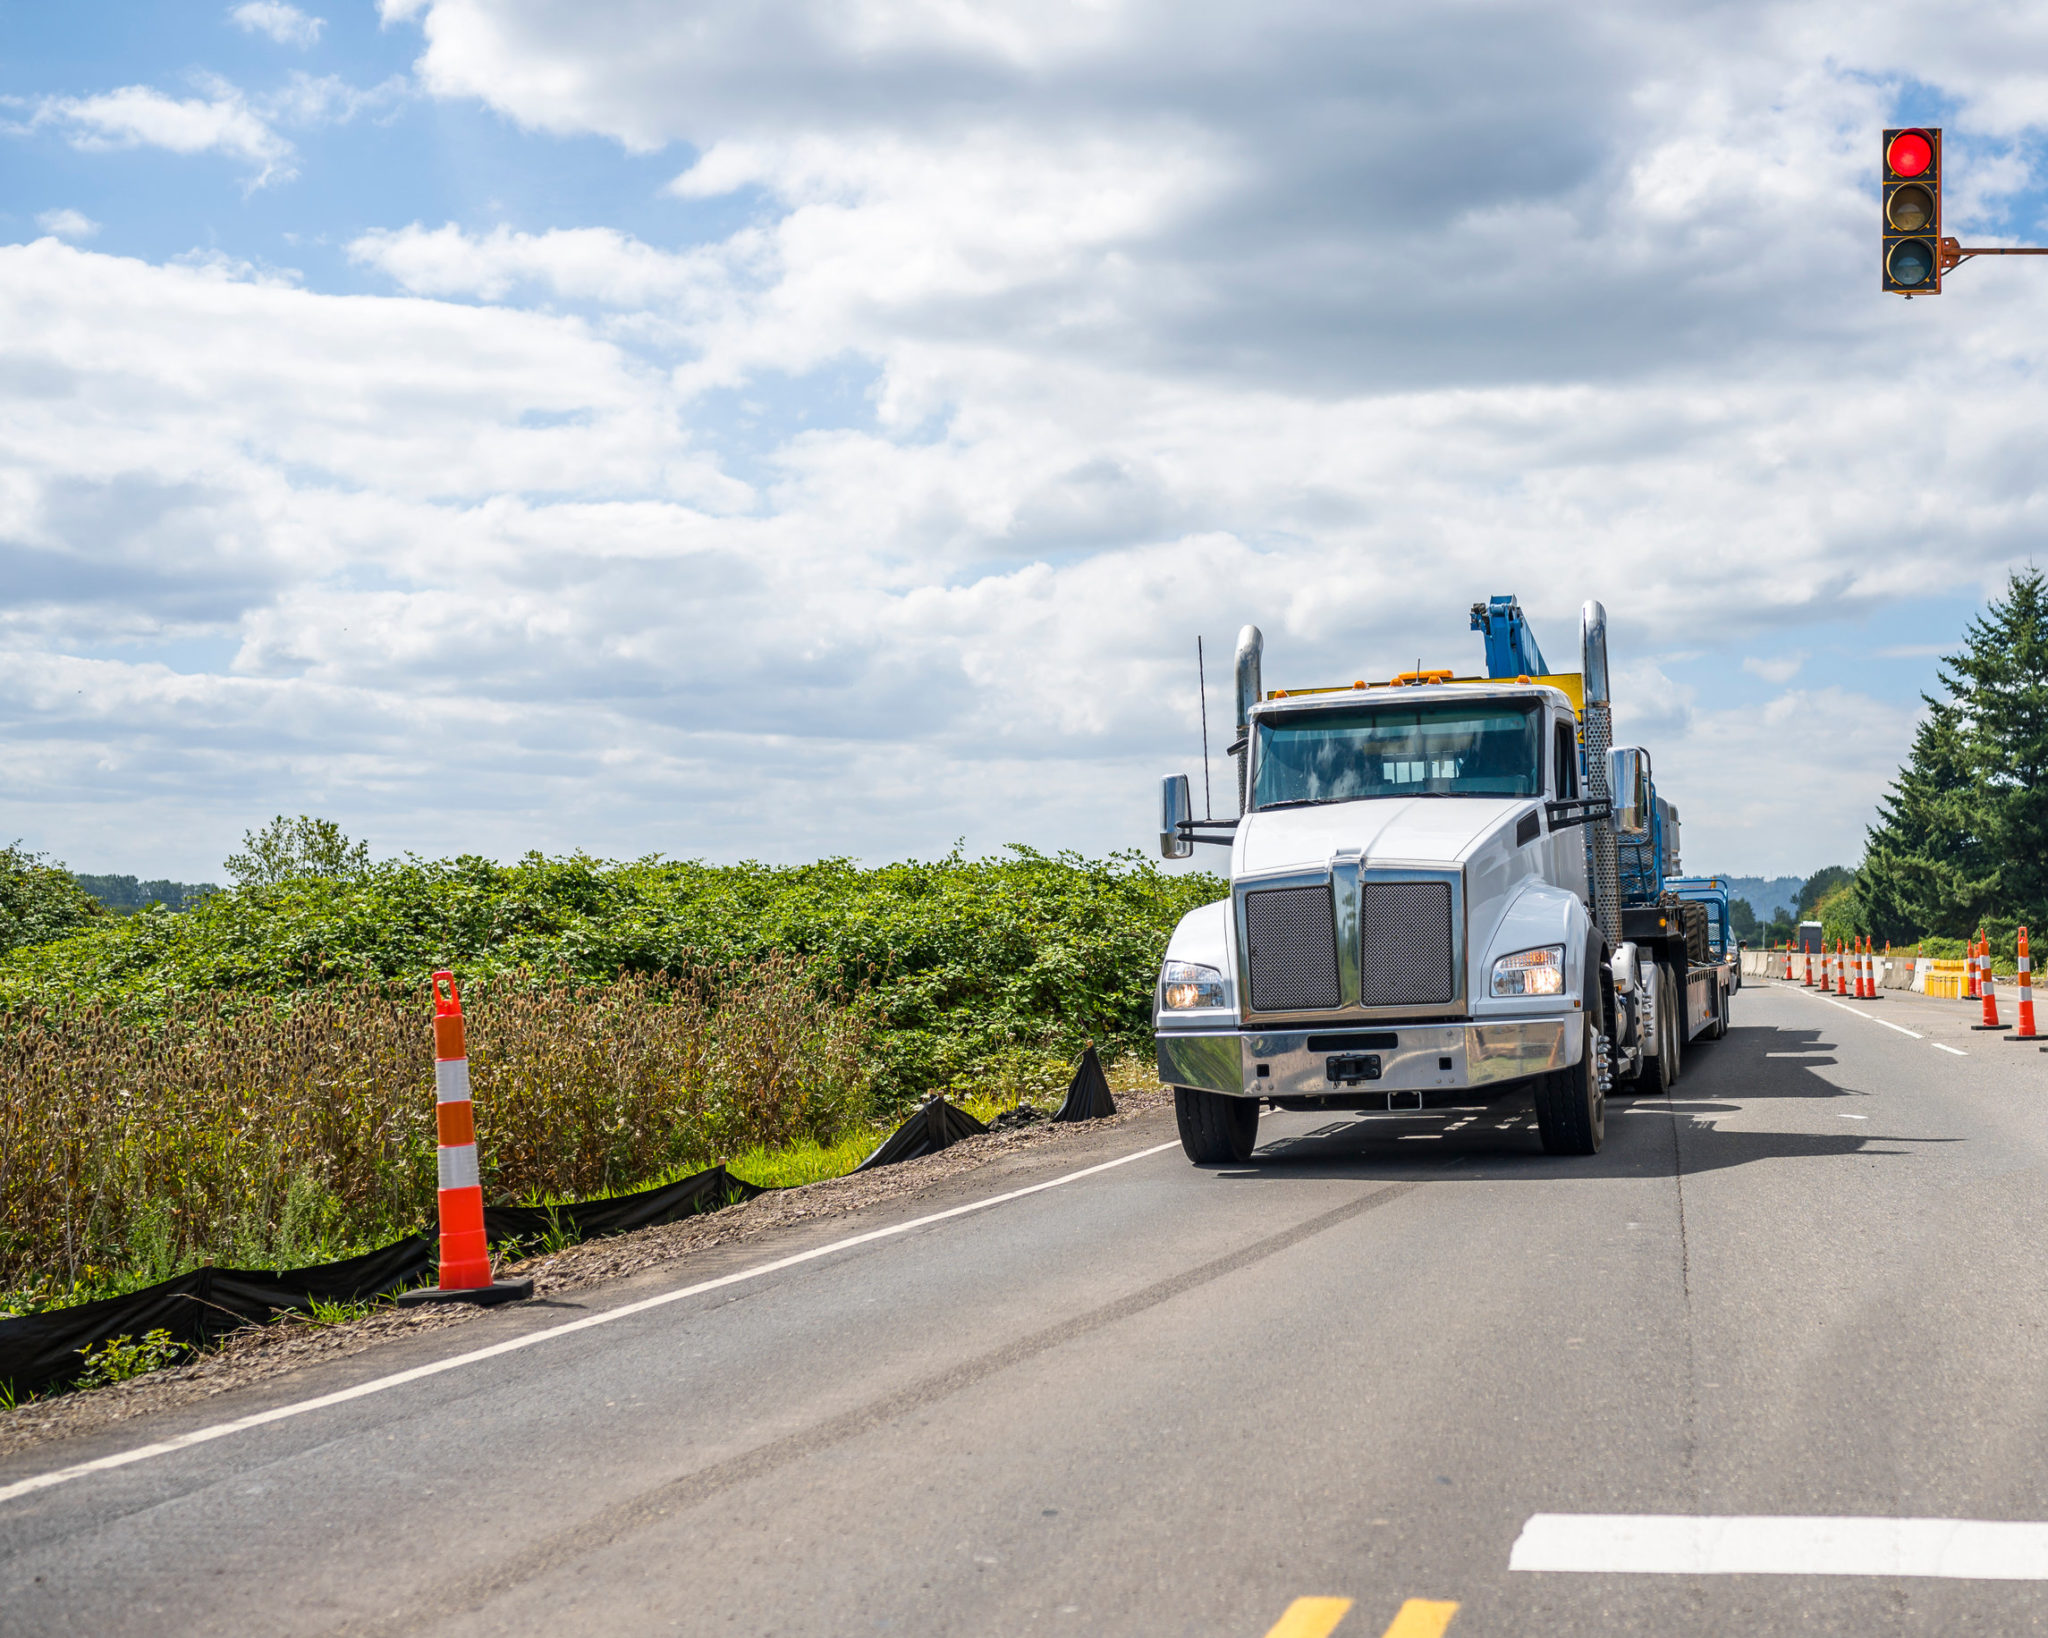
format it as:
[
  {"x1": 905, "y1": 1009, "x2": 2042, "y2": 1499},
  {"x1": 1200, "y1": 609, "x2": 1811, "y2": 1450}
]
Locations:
[{"x1": 0, "y1": 1093, "x2": 1177, "y2": 1469}]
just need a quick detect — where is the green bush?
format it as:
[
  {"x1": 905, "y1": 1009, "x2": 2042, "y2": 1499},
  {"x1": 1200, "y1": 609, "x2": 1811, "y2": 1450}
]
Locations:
[
  {"x1": 0, "y1": 847, "x2": 1225, "y2": 1106},
  {"x1": 0, "y1": 843, "x2": 105, "y2": 957}
]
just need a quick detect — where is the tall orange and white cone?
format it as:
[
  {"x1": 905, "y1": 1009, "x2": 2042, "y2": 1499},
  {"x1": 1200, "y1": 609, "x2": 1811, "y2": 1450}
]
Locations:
[
  {"x1": 1967, "y1": 936, "x2": 1982, "y2": 1001},
  {"x1": 1837, "y1": 939, "x2": 1850, "y2": 996},
  {"x1": 2010, "y1": 928, "x2": 2041, "y2": 1042},
  {"x1": 1803, "y1": 941, "x2": 1814, "y2": 987},
  {"x1": 1974, "y1": 940, "x2": 2008, "y2": 1031},
  {"x1": 397, "y1": 971, "x2": 534, "y2": 1307}
]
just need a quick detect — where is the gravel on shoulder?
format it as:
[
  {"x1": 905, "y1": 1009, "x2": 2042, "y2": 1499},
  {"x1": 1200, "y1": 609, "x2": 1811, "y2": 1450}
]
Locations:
[{"x1": 0, "y1": 1087, "x2": 1174, "y2": 1461}]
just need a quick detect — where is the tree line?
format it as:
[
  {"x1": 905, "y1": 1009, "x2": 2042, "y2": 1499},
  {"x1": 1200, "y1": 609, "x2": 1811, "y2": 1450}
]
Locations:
[{"x1": 1829, "y1": 567, "x2": 2048, "y2": 955}]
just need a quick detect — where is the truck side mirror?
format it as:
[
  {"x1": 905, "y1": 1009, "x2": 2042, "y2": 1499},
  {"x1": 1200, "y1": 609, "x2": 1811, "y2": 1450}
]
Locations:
[
  {"x1": 1160, "y1": 774, "x2": 1194, "y2": 859},
  {"x1": 1608, "y1": 747, "x2": 1651, "y2": 838}
]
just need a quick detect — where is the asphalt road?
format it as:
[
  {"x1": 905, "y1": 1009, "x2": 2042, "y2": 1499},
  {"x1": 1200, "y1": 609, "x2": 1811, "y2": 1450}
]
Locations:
[{"x1": 7, "y1": 979, "x2": 2048, "y2": 1637}]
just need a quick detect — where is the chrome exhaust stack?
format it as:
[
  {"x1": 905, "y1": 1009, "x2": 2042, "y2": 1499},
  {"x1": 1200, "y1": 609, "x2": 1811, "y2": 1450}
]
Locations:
[
  {"x1": 1233, "y1": 624, "x2": 1264, "y2": 816},
  {"x1": 1580, "y1": 601, "x2": 1620, "y2": 948}
]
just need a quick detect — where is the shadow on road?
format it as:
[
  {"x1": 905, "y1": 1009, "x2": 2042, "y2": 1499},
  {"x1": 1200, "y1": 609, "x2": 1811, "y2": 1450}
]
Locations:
[{"x1": 1226, "y1": 1016, "x2": 1954, "y2": 1184}]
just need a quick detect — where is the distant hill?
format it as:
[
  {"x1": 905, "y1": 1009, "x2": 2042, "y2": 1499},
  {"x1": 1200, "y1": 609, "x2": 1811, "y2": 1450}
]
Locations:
[
  {"x1": 1714, "y1": 875, "x2": 1804, "y2": 922},
  {"x1": 72, "y1": 874, "x2": 220, "y2": 915}
]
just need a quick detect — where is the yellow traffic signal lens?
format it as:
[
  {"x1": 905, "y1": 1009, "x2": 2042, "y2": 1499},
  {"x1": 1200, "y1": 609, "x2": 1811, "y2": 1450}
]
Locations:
[
  {"x1": 1887, "y1": 184, "x2": 1934, "y2": 233},
  {"x1": 1888, "y1": 238, "x2": 1935, "y2": 287}
]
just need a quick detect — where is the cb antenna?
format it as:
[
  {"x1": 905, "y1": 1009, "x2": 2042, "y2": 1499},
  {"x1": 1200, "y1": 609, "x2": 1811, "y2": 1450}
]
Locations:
[{"x1": 1197, "y1": 636, "x2": 1212, "y2": 820}]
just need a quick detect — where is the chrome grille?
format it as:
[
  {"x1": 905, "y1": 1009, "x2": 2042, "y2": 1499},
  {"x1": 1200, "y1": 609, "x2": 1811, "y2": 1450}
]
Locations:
[
  {"x1": 1360, "y1": 880, "x2": 1455, "y2": 1007},
  {"x1": 1244, "y1": 885, "x2": 1340, "y2": 1012}
]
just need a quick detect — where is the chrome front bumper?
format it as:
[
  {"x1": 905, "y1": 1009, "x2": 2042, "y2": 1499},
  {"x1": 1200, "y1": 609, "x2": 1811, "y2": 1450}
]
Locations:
[{"x1": 1156, "y1": 1016, "x2": 1573, "y2": 1101}]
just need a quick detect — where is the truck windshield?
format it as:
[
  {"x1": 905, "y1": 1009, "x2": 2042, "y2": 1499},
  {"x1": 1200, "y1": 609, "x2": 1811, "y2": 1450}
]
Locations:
[{"x1": 1251, "y1": 700, "x2": 1541, "y2": 807}]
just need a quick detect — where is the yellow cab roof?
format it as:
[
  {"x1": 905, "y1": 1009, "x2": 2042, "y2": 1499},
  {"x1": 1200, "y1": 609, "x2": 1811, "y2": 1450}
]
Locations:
[{"x1": 1258, "y1": 672, "x2": 1586, "y2": 713}]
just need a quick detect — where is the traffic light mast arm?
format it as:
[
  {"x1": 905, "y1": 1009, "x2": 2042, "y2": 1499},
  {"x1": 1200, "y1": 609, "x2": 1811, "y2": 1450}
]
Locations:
[{"x1": 1940, "y1": 237, "x2": 2048, "y2": 274}]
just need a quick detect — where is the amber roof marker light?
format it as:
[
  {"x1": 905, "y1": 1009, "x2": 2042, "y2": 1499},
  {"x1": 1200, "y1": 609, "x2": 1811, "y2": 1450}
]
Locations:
[{"x1": 1883, "y1": 126, "x2": 2048, "y2": 295}]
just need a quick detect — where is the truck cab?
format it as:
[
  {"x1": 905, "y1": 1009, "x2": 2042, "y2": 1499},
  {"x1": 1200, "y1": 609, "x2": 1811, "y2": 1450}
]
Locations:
[{"x1": 1152, "y1": 597, "x2": 1729, "y2": 1166}]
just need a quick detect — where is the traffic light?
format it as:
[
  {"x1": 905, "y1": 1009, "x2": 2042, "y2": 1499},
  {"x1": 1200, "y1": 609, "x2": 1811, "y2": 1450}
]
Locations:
[{"x1": 1882, "y1": 127, "x2": 1941, "y2": 295}]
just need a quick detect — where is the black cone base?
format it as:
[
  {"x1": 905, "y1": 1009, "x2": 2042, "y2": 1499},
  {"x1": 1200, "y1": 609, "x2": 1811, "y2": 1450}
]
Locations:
[
  {"x1": 855, "y1": 1097, "x2": 989, "y2": 1171},
  {"x1": 1053, "y1": 1045, "x2": 1117, "y2": 1123},
  {"x1": 396, "y1": 1277, "x2": 534, "y2": 1308},
  {"x1": 1971, "y1": 1023, "x2": 2012, "y2": 1031}
]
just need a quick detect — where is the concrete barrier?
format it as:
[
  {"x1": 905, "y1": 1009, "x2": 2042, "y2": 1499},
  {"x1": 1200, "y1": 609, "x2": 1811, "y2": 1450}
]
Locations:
[{"x1": 1741, "y1": 950, "x2": 1928, "y2": 992}]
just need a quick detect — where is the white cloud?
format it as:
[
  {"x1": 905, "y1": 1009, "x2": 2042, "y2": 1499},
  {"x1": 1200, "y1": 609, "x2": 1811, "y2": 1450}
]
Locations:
[
  {"x1": 28, "y1": 80, "x2": 296, "y2": 187},
  {"x1": 19, "y1": 0, "x2": 2048, "y2": 878},
  {"x1": 1743, "y1": 653, "x2": 1808, "y2": 685},
  {"x1": 230, "y1": 2, "x2": 325, "y2": 48},
  {"x1": 33, "y1": 208, "x2": 97, "y2": 241}
]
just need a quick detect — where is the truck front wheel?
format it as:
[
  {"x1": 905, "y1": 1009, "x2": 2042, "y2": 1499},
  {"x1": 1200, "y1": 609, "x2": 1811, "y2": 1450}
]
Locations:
[
  {"x1": 1174, "y1": 1087, "x2": 1260, "y2": 1165},
  {"x1": 1534, "y1": 1014, "x2": 1605, "y2": 1155}
]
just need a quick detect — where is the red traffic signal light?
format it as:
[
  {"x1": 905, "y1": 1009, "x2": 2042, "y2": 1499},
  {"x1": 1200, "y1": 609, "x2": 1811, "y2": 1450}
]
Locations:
[
  {"x1": 1883, "y1": 127, "x2": 1941, "y2": 294},
  {"x1": 1887, "y1": 130, "x2": 1933, "y2": 179}
]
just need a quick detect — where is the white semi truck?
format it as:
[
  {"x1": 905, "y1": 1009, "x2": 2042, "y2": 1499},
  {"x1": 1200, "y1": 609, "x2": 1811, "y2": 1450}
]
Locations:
[{"x1": 1153, "y1": 597, "x2": 1734, "y2": 1165}]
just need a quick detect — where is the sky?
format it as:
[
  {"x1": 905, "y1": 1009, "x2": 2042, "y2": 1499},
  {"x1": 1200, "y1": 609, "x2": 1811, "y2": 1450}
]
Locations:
[{"x1": 4, "y1": 1, "x2": 2048, "y2": 884}]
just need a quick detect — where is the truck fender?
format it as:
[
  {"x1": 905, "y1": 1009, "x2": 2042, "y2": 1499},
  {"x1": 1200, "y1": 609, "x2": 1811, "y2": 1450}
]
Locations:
[
  {"x1": 1482, "y1": 881, "x2": 1592, "y2": 998},
  {"x1": 1608, "y1": 940, "x2": 1643, "y2": 1057}
]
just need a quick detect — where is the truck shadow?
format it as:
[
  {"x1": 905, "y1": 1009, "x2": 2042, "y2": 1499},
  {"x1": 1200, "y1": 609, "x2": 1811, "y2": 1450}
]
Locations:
[{"x1": 1227, "y1": 1021, "x2": 1954, "y2": 1183}]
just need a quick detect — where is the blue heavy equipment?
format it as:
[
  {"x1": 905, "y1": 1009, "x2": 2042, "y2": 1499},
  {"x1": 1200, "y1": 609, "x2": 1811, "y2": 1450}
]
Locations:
[
  {"x1": 1470, "y1": 594, "x2": 1737, "y2": 1069},
  {"x1": 1469, "y1": 595, "x2": 1550, "y2": 679}
]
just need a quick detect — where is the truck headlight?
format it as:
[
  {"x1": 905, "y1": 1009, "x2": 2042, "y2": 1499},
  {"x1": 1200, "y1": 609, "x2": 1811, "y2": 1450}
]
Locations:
[
  {"x1": 1161, "y1": 961, "x2": 1227, "y2": 1009},
  {"x1": 1491, "y1": 945, "x2": 1566, "y2": 998}
]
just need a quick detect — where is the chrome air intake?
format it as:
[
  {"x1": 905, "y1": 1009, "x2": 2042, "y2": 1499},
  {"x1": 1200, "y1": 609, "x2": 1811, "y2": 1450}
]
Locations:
[
  {"x1": 1359, "y1": 879, "x2": 1455, "y2": 1007},
  {"x1": 1243, "y1": 883, "x2": 1341, "y2": 1012}
]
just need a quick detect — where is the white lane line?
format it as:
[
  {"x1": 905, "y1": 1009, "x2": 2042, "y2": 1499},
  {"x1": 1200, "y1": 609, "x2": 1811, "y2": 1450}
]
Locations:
[
  {"x1": 1933, "y1": 1042, "x2": 1969, "y2": 1057},
  {"x1": 1834, "y1": 1112, "x2": 1869, "y2": 1120},
  {"x1": 0, "y1": 1138, "x2": 1183, "y2": 1509},
  {"x1": 1796, "y1": 988, "x2": 1924, "y2": 1039},
  {"x1": 1511, "y1": 1513, "x2": 2048, "y2": 1578}
]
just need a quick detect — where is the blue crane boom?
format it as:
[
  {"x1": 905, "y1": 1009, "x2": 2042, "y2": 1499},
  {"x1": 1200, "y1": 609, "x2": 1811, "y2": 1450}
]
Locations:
[{"x1": 1469, "y1": 594, "x2": 1549, "y2": 679}]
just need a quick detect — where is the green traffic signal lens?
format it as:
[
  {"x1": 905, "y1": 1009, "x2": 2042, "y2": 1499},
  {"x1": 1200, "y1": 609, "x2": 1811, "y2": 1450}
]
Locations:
[
  {"x1": 1887, "y1": 184, "x2": 1934, "y2": 233},
  {"x1": 1888, "y1": 238, "x2": 1935, "y2": 287}
]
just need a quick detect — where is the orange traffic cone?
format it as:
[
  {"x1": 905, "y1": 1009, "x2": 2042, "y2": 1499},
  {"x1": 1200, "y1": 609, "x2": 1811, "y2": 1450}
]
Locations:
[
  {"x1": 1836, "y1": 939, "x2": 1850, "y2": 996},
  {"x1": 1967, "y1": 935, "x2": 1982, "y2": 1001},
  {"x1": 1861, "y1": 935, "x2": 1882, "y2": 1000},
  {"x1": 2011, "y1": 928, "x2": 2042, "y2": 1042},
  {"x1": 396, "y1": 971, "x2": 535, "y2": 1307},
  {"x1": 1803, "y1": 943, "x2": 1814, "y2": 987},
  {"x1": 1974, "y1": 940, "x2": 2009, "y2": 1031}
]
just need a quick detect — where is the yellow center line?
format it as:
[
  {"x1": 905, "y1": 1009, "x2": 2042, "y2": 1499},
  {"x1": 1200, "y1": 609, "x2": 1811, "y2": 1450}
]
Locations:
[
  {"x1": 1261, "y1": 1596, "x2": 1461, "y2": 1638},
  {"x1": 1380, "y1": 1598, "x2": 1461, "y2": 1638},
  {"x1": 1264, "y1": 1598, "x2": 1353, "y2": 1638}
]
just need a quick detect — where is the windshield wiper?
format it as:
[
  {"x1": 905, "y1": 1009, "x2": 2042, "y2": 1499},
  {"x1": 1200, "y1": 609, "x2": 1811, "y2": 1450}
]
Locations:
[{"x1": 1254, "y1": 798, "x2": 1342, "y2": 811}]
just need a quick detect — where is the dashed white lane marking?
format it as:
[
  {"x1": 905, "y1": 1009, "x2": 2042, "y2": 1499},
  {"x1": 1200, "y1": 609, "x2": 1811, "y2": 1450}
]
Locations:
[
  {"x1": 1794, "y1": 987, "x2": 1925, "y2": 1039},
  {"x1": 1933, "y1": 1042, "x2": 1969, "y2": 1056},
  {"x1": 1834, "y1": 1112, "x2": 1869, "y2": 1120},
  {"x1": 0, "y1": 1139, "x2": 1183, "y2": 1509},
  {"x1": 1510, "y1": 1513, "x2": 2048, "y2": 1578}
]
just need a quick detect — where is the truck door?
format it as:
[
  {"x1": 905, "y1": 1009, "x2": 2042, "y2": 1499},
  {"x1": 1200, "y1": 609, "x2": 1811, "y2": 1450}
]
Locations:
[{"x1": 1550, "y1": 714, "x2": 1590, "y2": 900}]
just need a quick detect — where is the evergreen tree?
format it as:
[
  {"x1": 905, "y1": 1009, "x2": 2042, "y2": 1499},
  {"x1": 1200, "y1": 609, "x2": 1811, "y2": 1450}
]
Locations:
[{"x1": 1860, "y1": 568, "x2": 2048, "y2": 939}]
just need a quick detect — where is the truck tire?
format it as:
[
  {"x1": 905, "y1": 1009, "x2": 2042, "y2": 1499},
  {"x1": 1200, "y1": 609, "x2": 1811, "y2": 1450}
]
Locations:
[
  {"x1": 1632, "y1": 963, "x2": 1677, "y2": 1095},
  {"x1": 1534, "y1": 1012, "x2": 1604, "y2": 1155},
  {"x1": 1174, "y1": 1087, "x2": 1260, "y2": 1165}
]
